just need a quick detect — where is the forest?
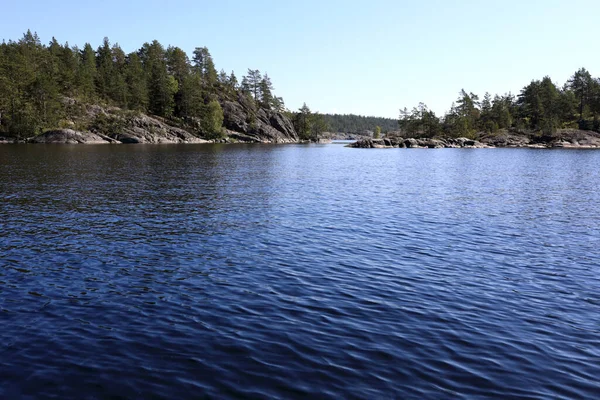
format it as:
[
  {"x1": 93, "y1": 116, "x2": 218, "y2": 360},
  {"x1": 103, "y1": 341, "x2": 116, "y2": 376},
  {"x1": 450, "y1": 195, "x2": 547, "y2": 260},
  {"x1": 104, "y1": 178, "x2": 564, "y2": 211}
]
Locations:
[
  {"x1": 0, "y1": 30, "x2": 313, "y2": 140},
  {"x1": 2, "y1": 31, "x2": 599, "y2": 142},
  {"x1": 320, "y1": 114, "x2": 398, "y2": 134},
  {"x1": 398, "y1": 69, "x2": 600, "y2": 139}
]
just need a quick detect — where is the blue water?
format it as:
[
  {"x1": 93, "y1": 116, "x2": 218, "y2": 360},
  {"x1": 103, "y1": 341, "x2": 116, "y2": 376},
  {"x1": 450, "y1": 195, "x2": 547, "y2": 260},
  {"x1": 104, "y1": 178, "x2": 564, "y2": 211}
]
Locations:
[{"x1": 1, "y1": 144, "x2": 599, "y2": 399}]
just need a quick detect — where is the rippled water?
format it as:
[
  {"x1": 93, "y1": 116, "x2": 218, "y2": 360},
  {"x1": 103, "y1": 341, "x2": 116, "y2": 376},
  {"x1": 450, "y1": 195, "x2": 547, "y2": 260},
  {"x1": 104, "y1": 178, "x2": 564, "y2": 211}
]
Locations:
[{"x1": 1, "y1": 144, "x2": 600, "y2": 399}]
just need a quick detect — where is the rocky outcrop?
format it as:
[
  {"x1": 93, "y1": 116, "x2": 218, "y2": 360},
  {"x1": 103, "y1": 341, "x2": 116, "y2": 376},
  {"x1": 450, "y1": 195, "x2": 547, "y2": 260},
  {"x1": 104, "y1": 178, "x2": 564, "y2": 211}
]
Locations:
[
  {"x1": 27, "y1": 129, "x2": 118, "y2": 144},
  {"x1": 112, "y1": 115, "x2": 208, "y2": 144},
  {"x1": 13, "y1": 95, "x2": 299, "y2": 144},
  {"x1": 26, "y1": 117, "x2": 210, "y2": 144},
  {"x1": 221, "y1": 94, "x2": 298, "y2": 143},
  {"x1": 480, "y1": 129, "x2": 600, "y2": 148},
  {"x1": 348, "y1": 129, "x2": 600, "y2": 149},
  {"x1": 348, "y1": 137, "x2": 488, "y2": 149}
]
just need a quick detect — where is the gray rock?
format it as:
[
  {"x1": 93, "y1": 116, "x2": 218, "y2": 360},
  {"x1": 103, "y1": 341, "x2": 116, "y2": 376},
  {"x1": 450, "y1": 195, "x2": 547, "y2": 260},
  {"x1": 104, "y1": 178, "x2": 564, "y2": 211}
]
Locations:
[
  {"x1": 27, "y1": 129, "x2": 117, "y2": 144},
  {"x1": 404, "y1": 138, "x2": 419, "y2": 148},
  {"x1": 115, "y1": 115, "x2": 209, "y2": 144},
  {"x1": 221, "y1": 94, "x2": 298, "y2": 143}
]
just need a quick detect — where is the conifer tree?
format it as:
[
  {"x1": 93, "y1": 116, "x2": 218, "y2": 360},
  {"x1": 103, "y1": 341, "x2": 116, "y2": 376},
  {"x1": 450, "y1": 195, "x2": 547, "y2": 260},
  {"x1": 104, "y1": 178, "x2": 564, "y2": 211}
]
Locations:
[
  {"x1": 259, "y1": 74, "x2": 274, "y2": 109},
  {"x1": 124, "y1": 52, "x2": 148, "y2": 110},
  {"x1": 95, "y1": 37, "x2": 113, "y2": 101},
  {"x1": 192, "y1": 47, "x2": 217, "y2": 87},
  {"x1": 78, "y1": 43, "x2": 97, "y2": 100},
  {"x1": 568, "y1": 68, "x2": 593, "y2": 120},
  {"x1": 143, "y1": 40, "x2": 177, "y2": 117}
]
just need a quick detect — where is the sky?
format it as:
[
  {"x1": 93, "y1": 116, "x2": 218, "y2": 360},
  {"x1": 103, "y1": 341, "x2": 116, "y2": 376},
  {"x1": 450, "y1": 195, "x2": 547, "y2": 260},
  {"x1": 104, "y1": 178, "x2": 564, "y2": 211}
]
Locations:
[{"x1": 3, "y1": 0, "x2": 600, "y2": 118}]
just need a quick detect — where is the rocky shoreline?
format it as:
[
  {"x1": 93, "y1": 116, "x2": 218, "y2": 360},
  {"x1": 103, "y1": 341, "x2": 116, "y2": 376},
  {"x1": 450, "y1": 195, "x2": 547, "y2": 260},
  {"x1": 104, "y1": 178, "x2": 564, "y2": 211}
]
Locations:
[
  {"x1": 348, "y1": 129, "x2": 600, "y2": 149},
  {"x1": 348, "y1": 137, "x2": 489, "y2": 149},
  {"x1": 0, "y1": 94, "x2": 298, "y2": 145}
]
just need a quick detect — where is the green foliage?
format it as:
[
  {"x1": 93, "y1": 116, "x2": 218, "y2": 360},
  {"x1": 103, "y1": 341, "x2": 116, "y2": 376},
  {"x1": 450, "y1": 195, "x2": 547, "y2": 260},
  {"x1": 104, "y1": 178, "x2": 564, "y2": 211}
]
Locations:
[
  {"x1": 400, "y1": 69, "x2": 600, "y2": 139},
  {"x1": 258, "y1": 74, "x2": 274, "y2": 109},
  {"x1": 90, "y1": 112, "x2": 125, "y2": 136},
  {"x1": 78, "y1": 43, "x2": 97, "y2": 100},
  {"x1": 0, "y1": 31, "x2": 64, "y2": 137},
  {"x1": 400, "y1": 103, "x2": 441, "y2": 138},
  {"x1": 0, "y1": 31, "x2": 296, "y2": 138},
  {"x1": 199, "y1": 100, "x2": 224, "y2": 139},
  {"x1": 242, "y1": 69, "x2": 262, "y2": 101},
  {"x1": 292, "y1": 103, "x2": 329, "y2": 140},
  {"x1": 95, "y1": 37, "x2": 113, "y2": 100},
  {"x1": 192, "y1": 47, "x2": 217, "y2": 87},
  {"x1": 294, "y1": 103, "x2": 312, "y2": 140},
  {"x1": 124, "y1": 52, "x2": 148, "y2": 110},
  {"x1": 143, "y1": 40, "x2": 177, "y2": 117},
  {"x1": 442, "y1": 90, "x2": 480, "y2": 138},
  {"x1": 321, "y1": 114, "x2": 398, "y2": 134},
  {"x1": 374, "y1": 126, "x2": 381, "y2": 139}
]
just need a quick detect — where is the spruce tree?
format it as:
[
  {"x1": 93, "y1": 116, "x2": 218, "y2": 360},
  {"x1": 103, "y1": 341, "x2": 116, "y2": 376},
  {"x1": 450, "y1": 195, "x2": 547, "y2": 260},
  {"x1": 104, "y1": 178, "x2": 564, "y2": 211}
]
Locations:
[
  {"x1": 124, "y1": 52, "x2": 148, "y2": 111},
  {"x1": 78, "y1": 43, "x2": 97, "y2": 100}
]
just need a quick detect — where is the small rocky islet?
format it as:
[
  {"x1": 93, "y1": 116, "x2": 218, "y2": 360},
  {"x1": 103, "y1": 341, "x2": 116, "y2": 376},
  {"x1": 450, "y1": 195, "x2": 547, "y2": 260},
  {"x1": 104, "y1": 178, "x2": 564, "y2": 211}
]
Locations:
[{"x1": 348, "y1": 129, "x2": 600, "y2": 149}]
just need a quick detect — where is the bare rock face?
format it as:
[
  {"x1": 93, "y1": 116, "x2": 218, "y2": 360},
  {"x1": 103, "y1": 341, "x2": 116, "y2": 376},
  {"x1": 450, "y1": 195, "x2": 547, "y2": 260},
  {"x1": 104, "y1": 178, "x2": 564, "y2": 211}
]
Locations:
[
  {"x1": 114, "y1": 115, "x2": 209, "y2": 144},
  {"x1": 480, "y1": 129, "x2": 600, "y2": 148},
  {"x1": 221, "y1": 94, "x2": 298, "y2": 143},
  {"x1": 27, "y1": 118, "x2": 210, "y2": 144},
  {"x1": 17, "y1": 96, "x2": 298, "y2": 145},
  {"x1": 27, "y1": 129, "x2": 117, "y2": 144}
]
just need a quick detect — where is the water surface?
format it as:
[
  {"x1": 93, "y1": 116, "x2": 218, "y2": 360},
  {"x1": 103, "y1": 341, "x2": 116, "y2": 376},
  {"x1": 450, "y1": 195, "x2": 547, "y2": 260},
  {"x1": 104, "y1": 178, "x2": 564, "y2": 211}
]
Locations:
[{"x1": 1, "y1": 144, "x2": 599, "y2": 399}]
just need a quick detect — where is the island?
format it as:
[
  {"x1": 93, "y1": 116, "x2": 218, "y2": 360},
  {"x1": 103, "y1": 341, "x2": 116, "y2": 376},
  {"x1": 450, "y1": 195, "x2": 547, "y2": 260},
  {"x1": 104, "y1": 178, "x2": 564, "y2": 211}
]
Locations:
[{"x1": 1, "y1": 32, "x2": 599, "y2": 147}]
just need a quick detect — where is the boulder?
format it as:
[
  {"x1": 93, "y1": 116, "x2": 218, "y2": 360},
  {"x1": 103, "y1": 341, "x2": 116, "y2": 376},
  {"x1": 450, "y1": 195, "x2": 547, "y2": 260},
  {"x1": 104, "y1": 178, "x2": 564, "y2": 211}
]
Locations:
[{"x1": 404, "y1": 138, "x2": 419, "y2": 148}]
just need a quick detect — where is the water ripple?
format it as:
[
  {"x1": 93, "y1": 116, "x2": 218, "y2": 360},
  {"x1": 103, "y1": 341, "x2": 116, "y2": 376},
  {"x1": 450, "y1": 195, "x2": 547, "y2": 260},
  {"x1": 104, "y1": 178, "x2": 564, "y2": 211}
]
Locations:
[{"x1": 1, "y1": 145, "x2": 600, "y2": 398}]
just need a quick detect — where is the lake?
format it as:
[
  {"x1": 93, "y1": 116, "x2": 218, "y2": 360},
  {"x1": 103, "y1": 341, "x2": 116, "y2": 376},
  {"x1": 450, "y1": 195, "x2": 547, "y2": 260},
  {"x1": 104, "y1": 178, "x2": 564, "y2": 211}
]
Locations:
[{"x1": 1, "y1": 143, "x2": 599, "y2": 399}]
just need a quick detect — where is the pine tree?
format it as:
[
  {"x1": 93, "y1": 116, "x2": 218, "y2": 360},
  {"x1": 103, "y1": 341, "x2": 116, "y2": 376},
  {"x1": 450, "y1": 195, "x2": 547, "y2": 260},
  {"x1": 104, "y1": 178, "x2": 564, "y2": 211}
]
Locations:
[
  {"x1": 295, "y1": 103, "x2": 312, "y2": 140},
  {"x1": 538, "y1": 76, "x2": 560, "y2": 137},
  {"x1": 166, "y1": 46, "x2": 191, "y2": 117},
  {"x1": 124, "y1": 52, "x2": 148, "y2": 110},
  {"x1": 192, "y1": 47, "x2": 217, "y2": 87},
  {"x1": 143, "y1": 40, "x2": 177, "y2": 117},
  {"x1": 259, "y1": 74, "x2": 274, "y2": 109},
  {"x1": 567, "y1": 68, "x2": 593, "y2": 120},
  {"x1": 178, "y1": 73, "x2": 204, "y2": 118},
  {"x1": 78, "y1": 43, "x2": 97, "y2": 100},
  {"x1": 95, "y1": 37, "x2": 114, "y2": 101},
  {"x1": 57, "y1": 43, "x2": 78, "y2": 95},
  {"x1": 243, "y1": 69, "x2": 262, "y2": 101},
  {"x1": 166, "y1": 46, "x2": 190, "y2": 84}
]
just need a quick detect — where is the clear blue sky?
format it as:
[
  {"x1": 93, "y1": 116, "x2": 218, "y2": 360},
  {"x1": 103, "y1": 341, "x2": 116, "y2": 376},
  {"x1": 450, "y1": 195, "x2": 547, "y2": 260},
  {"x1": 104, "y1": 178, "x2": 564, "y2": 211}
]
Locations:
[{"x1": 3, "y1": 0, "x2": 599, "y2": 118}]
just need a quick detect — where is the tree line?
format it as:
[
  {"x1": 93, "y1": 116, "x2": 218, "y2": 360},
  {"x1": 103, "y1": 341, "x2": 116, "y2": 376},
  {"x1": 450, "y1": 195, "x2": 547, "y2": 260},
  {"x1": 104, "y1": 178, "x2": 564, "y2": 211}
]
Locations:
[
  {"x1": 399, "y1": 68, "x2": 600, "y2": 139},
  {"x1": 0, "y1": 30, "x2": 287, "y2": 138},
  {"x1": 286, "y1": 110, "x2": 399, "y2": 141},
  {"x1": 321, "y1": 114, "x2": 398, "y2": 134}
]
